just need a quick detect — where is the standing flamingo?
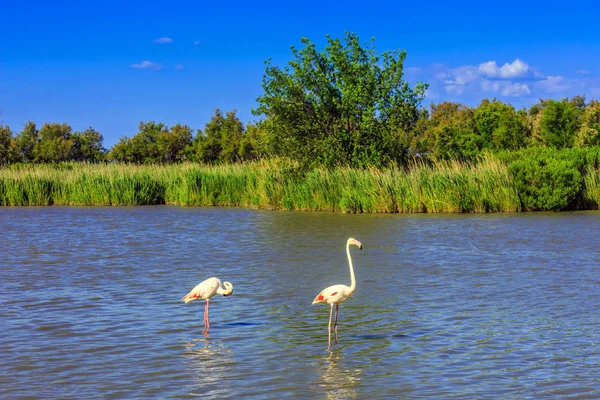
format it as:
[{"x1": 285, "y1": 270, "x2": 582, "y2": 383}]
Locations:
[
  {"x1": 181, "y1": 277, "x2": 234, "y2": 334},
  {"x1": 312, "y1": 238, "x2": 363, "y2": 347}
]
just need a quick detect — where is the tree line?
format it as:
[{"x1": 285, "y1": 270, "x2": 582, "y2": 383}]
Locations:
[
  {"x1": 2, "y1": 97, "x2": 599, "y2": 166},
  {"x1": 1, "y1": 32, "x2": 599, "y2": 167}
]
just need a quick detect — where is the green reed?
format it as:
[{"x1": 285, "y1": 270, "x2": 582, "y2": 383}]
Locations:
[
  {"x1": 583, "y1": 165, "x2": 600, "y2": 209},
  {"x1": 0, "y1": 157, "x2": 521, "y2": 212}
]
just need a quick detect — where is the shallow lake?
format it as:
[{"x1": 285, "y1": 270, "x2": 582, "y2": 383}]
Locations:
[{"x1": 1, "y1": 207, "x2": 600, "y2": 398}]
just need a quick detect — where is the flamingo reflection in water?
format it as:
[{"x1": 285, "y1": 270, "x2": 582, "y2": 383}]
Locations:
[{"x1": 312, "y1": 348, "x2": 361, "y2": 399}]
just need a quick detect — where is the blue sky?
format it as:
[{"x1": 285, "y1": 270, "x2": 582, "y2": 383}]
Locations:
[{"x1": 1, "y1": 0, "x2": 599, "y2": 147}]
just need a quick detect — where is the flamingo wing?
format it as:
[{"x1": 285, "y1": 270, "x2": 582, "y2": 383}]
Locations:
[
  {"x1": 312, "y1": 284, "x2": 348, "y2": 304},
  {"x1": 181, "y1": 277, "x2": 220, "y2": 303}
]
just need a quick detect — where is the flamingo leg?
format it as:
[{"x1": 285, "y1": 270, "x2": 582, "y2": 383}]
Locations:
[
  {"x1": 202, "y1": 300, "x2": 210, "y2": 334},
  {"x1": 206, "y1": 300, "x2": 210, "y2": 333},
  {"x1": 328, "y1": 303, "x2": 334, "y2": 348},
  {"x1": 333, "y1": 304, "x2": 339, "y2": 344}
]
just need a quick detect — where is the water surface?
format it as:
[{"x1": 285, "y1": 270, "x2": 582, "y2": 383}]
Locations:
[{"x1": 1, "y1": 207, "x2": 600, "y2": 398}]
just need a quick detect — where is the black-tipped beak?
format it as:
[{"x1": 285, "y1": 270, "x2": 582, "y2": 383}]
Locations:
[{"x1": 224, "y1": 291, "x2": 233, "y2": 297}]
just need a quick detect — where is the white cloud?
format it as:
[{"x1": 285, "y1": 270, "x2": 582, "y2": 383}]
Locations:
[
  {"x1": 501, "y1": 82, "x2": 530, "y2": 96},
  {"x1": 481, "y1": 79, "x2": 501, "y2": 92},
  {"x1": 175, "y1": 64, "x2": 185, "y2": 71},
  {"x1": 444, "y1": 84, "x2": 465, "y2": 95},
  {"x1": 193, "y1": 40, "x2": 200, "y2": 46},
  {"x1": 452, "y1": 66, "x2": 479, "y2": 85},
  {"x1": 130, "y1": 60, "x2": 162, "y2": 70},
  {"x1": 478, "y1": 59, "x2": 530, "y2": 79},
  {"x1": 481, "y1": 79, "x2": 530, "y2": 96},
  {"x1": 424, "y1": 58, "x2": 596, "y2": 102},
  {"x1": 535, "y1": 76, "x2": 571, "y2": 93},
  {"x1": 154, "y1": 37, "x2": 173, "y2": 44}
]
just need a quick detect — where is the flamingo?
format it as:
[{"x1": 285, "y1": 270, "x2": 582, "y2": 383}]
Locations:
[
  {"x1": 312, "y1": 238, "x2": 363, "y2": 347},
  {"x1": 182, "y1": 277, "x2": 234, "y2": 334}
]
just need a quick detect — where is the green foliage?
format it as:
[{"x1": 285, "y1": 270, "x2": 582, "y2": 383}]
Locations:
[
  {"x1": 506, "y1": 147, "x2": 585, "y2": 210},
  {"x1": 108, "y1": 137, "x2": 136, "y2": 163},
  {"x1": 13, "y1": 122, "x2": 39, "y2": 163},
  {"x1": 108, "y1": 121, "x2": 193, "y2": 164},
  {"x1": 194, "y1": 109, "x2": 245, "y2": 163},
  {"x1": 129, "y1": 121, "x2": 166, "y2": 163},
  {"x1": 575, "y1": 100, "x2": 600, "y2": 147},
  {"x1": 71, "y1": 127, "x2": 106, "y2": 162},
  {"x1": 240, "y1": 123, "x2": 266, "y2": 161},
  {"x1": 157, "y1": 123, "x2": 193, "y2": 163},
  {"x1": 474, "y1": 99, "x2": 528, "y2": 150},
  {"x1": 254, "y1": 31, "x2": 427, "y2": 168},
  {"x1": 419, "y1": 102, "x2": 480, "y2": 159},
  {"x1": 33, "y1": 123, "x2": 74, "y2": 163},
  {"x1": 0, "y1": 124, "x2": 14, "y2": 165},
  {"x1": 536, "y1": 99, "x2": 581, "y2": 148},
  {"x1": 0, "y1": 159, "x2": 520, "y2": 212}
]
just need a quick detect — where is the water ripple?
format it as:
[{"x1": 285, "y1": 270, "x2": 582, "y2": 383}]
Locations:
[{"x1": 1, "y1": 208, "x2": 600, "y2": 398}]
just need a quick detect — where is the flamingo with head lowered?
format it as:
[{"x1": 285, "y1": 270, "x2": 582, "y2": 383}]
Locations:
[
  {"x1": 182, "y1": 277, "x2": 233, "y2": 334},
  {"x1": 312, "y1": 238, "x2": 363, "y2": 347}
]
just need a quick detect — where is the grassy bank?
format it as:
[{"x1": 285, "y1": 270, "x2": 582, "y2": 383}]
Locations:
[{"x1": 0, "y1": 157, "x2": 522, "y2": 212}]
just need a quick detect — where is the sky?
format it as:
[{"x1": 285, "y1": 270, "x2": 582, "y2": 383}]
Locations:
[{"x1": 1, "y1": 0, "x2": 599, "y2": 148}]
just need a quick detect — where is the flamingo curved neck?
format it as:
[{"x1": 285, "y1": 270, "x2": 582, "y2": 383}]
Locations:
[
  {"x1": 347, "y1": 241, "x2": 356, "y2": 292},
  {"x1": 217, "y1": 284, "x2": 232, "y2": 296}
]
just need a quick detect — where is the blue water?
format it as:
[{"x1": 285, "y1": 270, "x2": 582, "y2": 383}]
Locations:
[{"x1": 1, "y1": 207, "x2": 600, "y2": 398}]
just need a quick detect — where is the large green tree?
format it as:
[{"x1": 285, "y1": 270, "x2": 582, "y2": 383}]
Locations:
[
  {"x1": 532, "y1": 98, "x2": 582, "y2": 149},
  {"x1": 71, "y1": 127, "x2": 106, "y2": 162},
  {"x1": 254, "y1": 32, "x2": 427, "y2": 167},
  {"x1": 419, "y1": 102, "x2": 479, "y2": 159},
  {"x1": 108, "y1": 121, "x2": 167, "y2": 163},
  {"x1": 474, "y1": 99, "x2": 528, "y2": 151},
  {"x1": 34, "y1": 122, "x2": 73, "y2": 163},
  {"x1": 13, "y1": 121, "x2": 39, "y2": 162},
  {"x1": 157, "y1": 123, "x2": 193, "y2": 163},
  {"x1": 193, "y1": 109, "x2": 247, "y2": 163}
]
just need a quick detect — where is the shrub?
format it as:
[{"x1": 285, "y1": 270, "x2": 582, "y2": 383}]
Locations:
[{"x1": 507, "y1": 148, "x2": 584, "y2": 210}]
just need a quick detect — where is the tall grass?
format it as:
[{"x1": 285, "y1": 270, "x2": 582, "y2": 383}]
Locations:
[
  {"x1": 0, "y1": 157, "x2": 521, "y2": 212},
  {"x1": 583, "y1": 165, "x2": 600, "y2": 209}
]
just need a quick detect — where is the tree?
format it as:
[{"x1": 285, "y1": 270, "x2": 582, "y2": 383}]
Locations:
[
  {"x1": 0, "y1": 124, "x2": 13, "y2": 165},
  {"x1": 156, "y1": 123, "x2": 193, "y2": 163},
  {"x1": 108, "y1": 136, "x2": 136, "y2": 163},
  {"x1": 194, "y1": 109, "x2": 245, "y2": 163},
  {"x1": 107, "y1": 121, "x2": 168, "y2": 163},
  {"x1": 240, "y1": 122, "x2": 267, "y2": 161},
  {"x1": 131, "y1": 121, "x2": 167, "y2": 163},
  {"x1": 34, "y1": 122, "x2": 73, "y2": 163},
  {"x1": 253, "y1": 32, "x2": 428, "y2": 167},
  {"x1": 575, "y1": 100, "x2": 600, "y2": 147},
  {"x1": 474, "y1": 99, "x2": 528, "y2": 151},
  {"x1": 419, "y1": 102, "x2": 479, "y2": 159},
  {"x1": 534, "y1": 98, "x2": 581, "y2": 149},
  {"x1": 71, "y1": 127, "x2": 106, "y2": 162},
  {"x1": 108, "y1": 121, "x2": 193, "y2": 164},
  {"x1": 13, "y1": 121, "x2": 39, "y2": 162}
]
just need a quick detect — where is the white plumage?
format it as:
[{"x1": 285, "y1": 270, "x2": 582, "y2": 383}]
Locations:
[
  {"x1": 312, "y1": 238, "x2": 362, "y2": 347},
  {"x1": 182, "y1": 277, "x2": 233, "y2": 334}
]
